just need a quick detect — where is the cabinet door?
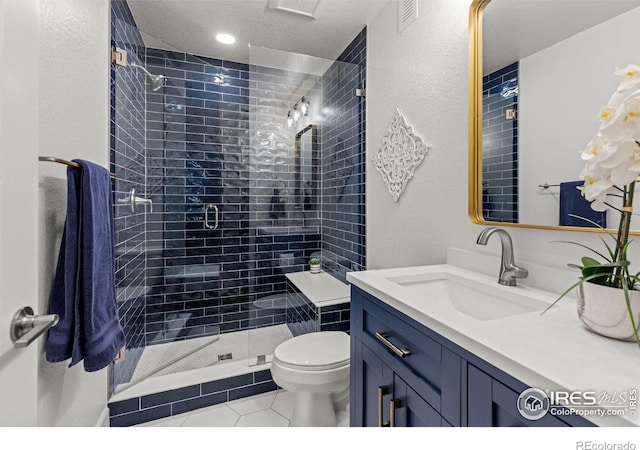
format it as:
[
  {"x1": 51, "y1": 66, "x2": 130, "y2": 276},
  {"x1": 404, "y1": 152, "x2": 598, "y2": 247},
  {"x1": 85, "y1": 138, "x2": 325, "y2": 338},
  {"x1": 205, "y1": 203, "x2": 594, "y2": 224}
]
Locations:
[
  {"x1": 354, "y1": 340, "x2": 393, "y2": 427},
  {"x1": 392, "y1": 374, "x2": 442, "y2": 427},
  {"x1": 467, "y1": 364, "x2": 570, "y2": 427}
]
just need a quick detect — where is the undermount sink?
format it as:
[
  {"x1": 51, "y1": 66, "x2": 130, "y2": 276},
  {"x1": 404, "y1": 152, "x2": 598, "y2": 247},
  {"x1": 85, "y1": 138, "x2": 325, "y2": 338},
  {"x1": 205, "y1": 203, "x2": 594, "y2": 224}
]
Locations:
[{"x1": 386, "y1": 271, "x2": 550, "y2": 321}]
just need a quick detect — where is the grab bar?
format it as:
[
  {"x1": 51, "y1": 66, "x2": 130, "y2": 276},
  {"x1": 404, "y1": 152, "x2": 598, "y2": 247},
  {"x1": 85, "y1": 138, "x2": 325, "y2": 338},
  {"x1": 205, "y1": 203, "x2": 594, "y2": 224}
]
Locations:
[{"x1": 205, "y1": 204, "x2": 219, "y2": 229}]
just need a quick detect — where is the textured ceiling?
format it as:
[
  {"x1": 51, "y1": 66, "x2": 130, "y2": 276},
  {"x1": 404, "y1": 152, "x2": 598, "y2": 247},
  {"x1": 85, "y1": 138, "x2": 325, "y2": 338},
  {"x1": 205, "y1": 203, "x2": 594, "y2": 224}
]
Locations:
[{"x1": 127, "y1": 0, "x2": 389, "y2": 64}]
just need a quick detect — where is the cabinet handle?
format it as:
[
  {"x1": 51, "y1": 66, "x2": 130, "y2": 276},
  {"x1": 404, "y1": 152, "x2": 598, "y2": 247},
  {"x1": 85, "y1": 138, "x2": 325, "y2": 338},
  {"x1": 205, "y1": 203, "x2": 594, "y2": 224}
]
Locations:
[
  {"x1": 375, "y1": 332, "x2": 411, "y2": 358},
  {"x1": 378, "y1": 386, "x2": 390, "y2": 427},
  {"x1": 389, "y1": 399, "x2": 401, "y2": 427}
]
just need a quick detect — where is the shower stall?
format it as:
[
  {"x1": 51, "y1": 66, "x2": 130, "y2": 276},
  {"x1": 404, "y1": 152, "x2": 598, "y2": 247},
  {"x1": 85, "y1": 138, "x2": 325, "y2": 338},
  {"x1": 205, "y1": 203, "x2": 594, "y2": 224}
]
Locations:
[{"x1": 109, "y1": 0, "x2": 366, "y2": 404}]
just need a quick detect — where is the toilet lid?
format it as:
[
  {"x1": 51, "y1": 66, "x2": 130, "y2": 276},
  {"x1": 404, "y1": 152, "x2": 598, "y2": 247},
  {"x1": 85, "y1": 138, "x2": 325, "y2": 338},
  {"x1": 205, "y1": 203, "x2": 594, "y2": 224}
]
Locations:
[{"x1": 274, "y1": 331, "x2": 350, "y2": 370}]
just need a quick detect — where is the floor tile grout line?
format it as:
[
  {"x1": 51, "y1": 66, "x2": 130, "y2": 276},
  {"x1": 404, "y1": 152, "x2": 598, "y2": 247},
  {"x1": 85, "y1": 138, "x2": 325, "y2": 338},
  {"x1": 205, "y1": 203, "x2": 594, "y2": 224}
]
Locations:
[
  {"x1": 226, "y1": 390, "x2": 277, "y2": 416},
  {"x1": 269, "y1": 406, "x2": 291, "y2": 426},
  {"x1": 231, "y1": 407, "x2": 241, "y2": 427}
]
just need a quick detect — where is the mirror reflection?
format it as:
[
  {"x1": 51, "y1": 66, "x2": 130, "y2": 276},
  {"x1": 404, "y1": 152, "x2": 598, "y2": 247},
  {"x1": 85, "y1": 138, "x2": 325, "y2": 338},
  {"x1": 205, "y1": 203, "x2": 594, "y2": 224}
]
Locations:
[
  {"x1": 474, "y1": 0, "x2": 640, "y2": 230},
  {"x1": 295, "y1": 125, "x2": 318, "y2": 211}
]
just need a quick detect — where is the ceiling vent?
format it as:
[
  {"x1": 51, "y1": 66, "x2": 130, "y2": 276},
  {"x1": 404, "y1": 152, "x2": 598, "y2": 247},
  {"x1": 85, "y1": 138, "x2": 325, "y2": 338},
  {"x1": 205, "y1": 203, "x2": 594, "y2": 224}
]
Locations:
[
  {"x1": 398, "y1": 0, "x2": 418, "y2": 33},
  {"x1": 268, "y1": 0, "x2": 321, "y2": 19}
]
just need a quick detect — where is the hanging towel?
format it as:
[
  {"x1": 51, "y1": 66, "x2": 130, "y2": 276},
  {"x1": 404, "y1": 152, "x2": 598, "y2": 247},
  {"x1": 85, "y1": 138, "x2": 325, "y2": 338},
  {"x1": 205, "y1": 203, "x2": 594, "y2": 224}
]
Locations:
[
  {"x1": 46, "y1": 160, "x2": 124, "y2": 372},
  {"x1": 45, "y1": 166, "x2": 81, "y2": 363},
  {"x1": 559, "y1": 180, "x2": 607, "y2": 228}
]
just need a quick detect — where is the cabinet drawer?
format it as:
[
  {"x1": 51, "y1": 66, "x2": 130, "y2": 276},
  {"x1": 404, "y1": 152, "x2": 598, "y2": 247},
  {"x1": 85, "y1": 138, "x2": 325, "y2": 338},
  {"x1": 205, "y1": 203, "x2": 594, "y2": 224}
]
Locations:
[
  {"x1": 362, "y1": 297, "x2": 442, "y2": 388},
  {"x1": 353, "y1": 287, "x2": 461, "y2": 425}
]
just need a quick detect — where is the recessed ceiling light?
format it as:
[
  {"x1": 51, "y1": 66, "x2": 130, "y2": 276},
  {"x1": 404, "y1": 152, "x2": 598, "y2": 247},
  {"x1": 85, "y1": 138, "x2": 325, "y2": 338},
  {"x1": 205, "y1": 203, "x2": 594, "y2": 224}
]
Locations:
[{"x1": 216, "y1": 33, "x2": 236, "y2": 45}]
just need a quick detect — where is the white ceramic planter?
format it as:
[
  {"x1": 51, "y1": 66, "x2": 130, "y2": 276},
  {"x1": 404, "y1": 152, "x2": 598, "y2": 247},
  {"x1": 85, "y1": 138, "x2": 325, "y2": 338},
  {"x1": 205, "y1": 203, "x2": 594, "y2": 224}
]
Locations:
[
  {"x1": 310, "y1": 264, "x2": 321, "y2": 274},
  {"x1": 577, "y1": 281, "x2": 640, "y2": 341}
]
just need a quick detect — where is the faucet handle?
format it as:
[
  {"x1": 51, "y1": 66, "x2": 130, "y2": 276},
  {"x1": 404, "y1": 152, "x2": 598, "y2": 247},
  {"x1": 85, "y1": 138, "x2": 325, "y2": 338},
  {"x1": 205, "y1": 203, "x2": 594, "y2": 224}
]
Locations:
[{"x1": 511, "y1": 265, "x2": 529, "y2": 279}]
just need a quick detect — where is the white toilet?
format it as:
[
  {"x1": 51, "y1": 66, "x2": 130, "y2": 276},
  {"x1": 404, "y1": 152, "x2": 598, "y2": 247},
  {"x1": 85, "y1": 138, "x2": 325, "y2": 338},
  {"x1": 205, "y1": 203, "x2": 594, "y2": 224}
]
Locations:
[{"x1": 271, "y1": 331, "x2": 350, "y2": 427}]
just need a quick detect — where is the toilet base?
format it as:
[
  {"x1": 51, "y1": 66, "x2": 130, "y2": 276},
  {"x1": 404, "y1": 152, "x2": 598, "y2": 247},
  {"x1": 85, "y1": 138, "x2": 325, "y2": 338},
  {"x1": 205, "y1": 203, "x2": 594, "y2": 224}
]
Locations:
[{"x1": 290, "y1": 391, "x2": 338, "y2": 427}]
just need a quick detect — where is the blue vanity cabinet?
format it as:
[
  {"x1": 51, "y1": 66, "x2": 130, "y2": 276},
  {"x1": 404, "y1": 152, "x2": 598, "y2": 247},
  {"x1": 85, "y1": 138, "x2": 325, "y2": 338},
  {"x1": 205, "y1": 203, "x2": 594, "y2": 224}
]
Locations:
[
  {"x1": 350, "y1": 286, "x2": 593, "y2": 428},
  {"x1": 352, "y1": 336, "x2": 442, "y2": 427},
  {"x1": 467, "y1": 364, "x2": 573, "y2": 427},
  {"x1": 351, "y1": 287, "x2": 461, "y2": 427}
]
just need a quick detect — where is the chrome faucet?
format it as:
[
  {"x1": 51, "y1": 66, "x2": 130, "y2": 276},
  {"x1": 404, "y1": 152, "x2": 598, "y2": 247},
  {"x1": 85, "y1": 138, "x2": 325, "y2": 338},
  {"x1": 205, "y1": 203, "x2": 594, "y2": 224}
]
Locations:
[{"x1": 476, "y1": 227, "x2": 528, "y2": 286}]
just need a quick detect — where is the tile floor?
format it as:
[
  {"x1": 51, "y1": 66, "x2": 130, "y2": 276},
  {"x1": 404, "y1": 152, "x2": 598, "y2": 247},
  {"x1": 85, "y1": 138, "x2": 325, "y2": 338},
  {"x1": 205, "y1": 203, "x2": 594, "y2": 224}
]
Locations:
[{"x1": 136, "y1": 389, "x2": 350, "y2": 427}]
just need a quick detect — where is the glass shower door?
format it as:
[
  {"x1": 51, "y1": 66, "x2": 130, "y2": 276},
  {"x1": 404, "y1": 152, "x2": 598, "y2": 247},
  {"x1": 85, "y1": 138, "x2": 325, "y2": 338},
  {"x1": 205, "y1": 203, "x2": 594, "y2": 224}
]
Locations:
[{"x1": 246, "y1": 45, "x2": 328, "y2": 366}]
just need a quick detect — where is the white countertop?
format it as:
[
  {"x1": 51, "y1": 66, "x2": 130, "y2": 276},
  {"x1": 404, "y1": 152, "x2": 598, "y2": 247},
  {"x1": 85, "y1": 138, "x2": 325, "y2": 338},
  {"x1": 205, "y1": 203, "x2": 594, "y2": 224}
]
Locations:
[
  {"x1": 347, "y1": 264, "x2": 640, "y2": 427},
  {"x1": 286, "y1": 271, "x2": 350, "y2": 307}
]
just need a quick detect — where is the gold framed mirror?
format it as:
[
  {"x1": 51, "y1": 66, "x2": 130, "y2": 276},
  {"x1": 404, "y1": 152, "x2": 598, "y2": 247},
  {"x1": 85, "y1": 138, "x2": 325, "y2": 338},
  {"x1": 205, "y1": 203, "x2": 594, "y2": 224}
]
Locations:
[{"x1": 468, "y1": 0, "x2": 640, "y2": 234}]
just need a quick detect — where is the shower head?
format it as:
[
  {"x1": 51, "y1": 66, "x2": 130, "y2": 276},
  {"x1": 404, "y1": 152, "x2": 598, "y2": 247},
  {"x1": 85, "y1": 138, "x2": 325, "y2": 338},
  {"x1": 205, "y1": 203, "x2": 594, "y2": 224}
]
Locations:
[
  {"x1": 149, "y1": 74, "x2": 166, "y2": 92},
  {"x1": 130, "y1": 63, "x2": 165, "y2": 92}
]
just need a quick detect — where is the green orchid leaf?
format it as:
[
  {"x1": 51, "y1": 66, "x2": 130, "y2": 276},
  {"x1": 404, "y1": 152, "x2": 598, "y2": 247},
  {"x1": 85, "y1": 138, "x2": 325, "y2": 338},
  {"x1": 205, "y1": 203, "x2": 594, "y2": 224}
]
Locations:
[
  {"x1": 620, "y1": 278, "x2": 640, "y2": 349},
  {"x1": 585, "y1": 260, "x2": 629, "y2": 268},
  {"x1": 567, "y1": 214, "x2": 617, "y2": 242},
  {"x1": 551, "y1": 240, "x2": 611, "y2": 263},
  {"x1": 581, "y1": 256, "x2": 601, "y2": 267},
  {"x1": 541, "y1": 272, "x2": 611, "y2": 316},
  {"x1": 598, "y1": 235, "x2": 616, "y2": 260},
  {"x1": 581, "y1": 260, "x2": 629, "y2": 280}
]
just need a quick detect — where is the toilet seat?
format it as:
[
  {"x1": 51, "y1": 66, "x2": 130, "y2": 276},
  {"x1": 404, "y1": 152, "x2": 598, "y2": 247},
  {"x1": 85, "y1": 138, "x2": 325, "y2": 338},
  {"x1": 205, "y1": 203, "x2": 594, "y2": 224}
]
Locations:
[{"x1": 273, "y1": 331, "x2": 349, "y2": 371}]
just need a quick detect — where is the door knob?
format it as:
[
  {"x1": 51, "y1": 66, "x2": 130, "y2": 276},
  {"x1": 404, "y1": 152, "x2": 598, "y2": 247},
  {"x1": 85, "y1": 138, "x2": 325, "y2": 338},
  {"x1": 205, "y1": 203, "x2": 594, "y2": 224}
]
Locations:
[{"x1": 10, "y1": 306, "x2": 59, "y2": 348}]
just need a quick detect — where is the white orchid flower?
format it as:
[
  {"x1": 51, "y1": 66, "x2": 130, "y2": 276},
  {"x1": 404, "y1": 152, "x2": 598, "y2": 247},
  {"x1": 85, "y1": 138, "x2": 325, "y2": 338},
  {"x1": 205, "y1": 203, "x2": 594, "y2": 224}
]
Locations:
[
  {"x1": 599, "y1": 91, "x2": 640, "y2": 142},
  {"x1": 614, "y1": 64, "x2": 640, "y2": 91},
  {"x1": 581, "y1": 136, "x2": 604, "y2": 161},
  {"x1": 581, "y1": 136, "x2": 624, "y2": 167},
  {"x1": 580, "y1": 163, "x2": 614, "y2": 204}
]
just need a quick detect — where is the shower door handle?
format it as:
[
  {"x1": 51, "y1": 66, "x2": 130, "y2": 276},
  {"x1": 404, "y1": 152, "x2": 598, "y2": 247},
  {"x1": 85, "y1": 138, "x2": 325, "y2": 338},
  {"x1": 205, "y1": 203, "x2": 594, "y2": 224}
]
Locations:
[{"x1": 205, "y1": 204, "x2": 219, "y2": 229}]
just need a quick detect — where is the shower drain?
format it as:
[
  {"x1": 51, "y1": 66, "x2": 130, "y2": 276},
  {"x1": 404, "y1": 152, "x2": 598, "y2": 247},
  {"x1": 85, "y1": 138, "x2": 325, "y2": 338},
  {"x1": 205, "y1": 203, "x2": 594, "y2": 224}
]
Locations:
[{"x1": 218, "y1": 353, "x2": 233, "y2": 362}]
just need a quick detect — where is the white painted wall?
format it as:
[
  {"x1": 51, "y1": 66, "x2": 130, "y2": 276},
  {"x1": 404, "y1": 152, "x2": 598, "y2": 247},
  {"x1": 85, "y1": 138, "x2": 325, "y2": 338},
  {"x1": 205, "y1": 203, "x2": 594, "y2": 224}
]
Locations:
[
  {"x1": 367, "y1": 0, "x2": 640, "y2": 283},
  {"x1": 37, "y1": 0, "x2": 110, "y2": 427},
  {"x1": 367, "y1": 0, "x2": 475, "y2": 269},
  {"x1": 519, "y1": 6, "x2": 640, "y2": 226}
]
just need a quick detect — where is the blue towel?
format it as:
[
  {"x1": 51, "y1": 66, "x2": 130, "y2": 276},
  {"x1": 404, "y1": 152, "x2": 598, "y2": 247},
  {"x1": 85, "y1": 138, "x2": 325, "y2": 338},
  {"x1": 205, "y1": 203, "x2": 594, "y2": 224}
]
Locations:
[
  {"x1": 559, "y1": 180, "x2": 607, "y2": 228},
  {"x1": 45, "y1": 167, "x2": 81, "y2": 362},
  {"x1": 46, "y1": 160, "x2": 124, "y2": 372}
]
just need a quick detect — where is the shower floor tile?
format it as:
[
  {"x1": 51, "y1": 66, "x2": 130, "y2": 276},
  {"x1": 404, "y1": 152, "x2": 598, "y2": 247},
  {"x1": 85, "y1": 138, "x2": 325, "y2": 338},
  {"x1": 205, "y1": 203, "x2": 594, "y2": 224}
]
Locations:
[
  {"x1": 129, "y1": 324, "x2": 293, "y2": 384},
  {"x1": 136, "y1": 389, "x2": 292, "y2": 427},
  {"x1": 136, "y1": 389, "x2": 351, "y2": 428}
]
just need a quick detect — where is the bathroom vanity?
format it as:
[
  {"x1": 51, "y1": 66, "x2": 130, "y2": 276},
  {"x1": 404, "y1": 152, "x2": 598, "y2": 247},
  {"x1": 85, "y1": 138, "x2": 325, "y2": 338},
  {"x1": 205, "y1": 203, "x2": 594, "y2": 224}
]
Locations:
[{"x1": 348, "y1": 263, "x2": 640, "y2": 427}]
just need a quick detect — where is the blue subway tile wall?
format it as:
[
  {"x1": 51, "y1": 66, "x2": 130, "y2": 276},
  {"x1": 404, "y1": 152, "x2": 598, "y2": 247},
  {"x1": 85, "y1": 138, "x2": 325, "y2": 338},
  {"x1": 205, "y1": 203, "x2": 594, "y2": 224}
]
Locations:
[
  {"x1": 285, "y1": 279, "x2": 318, "y2": 337},
  {"x1": 320, "y1": 28, "x2": 367, "y2": 283},
  {"x1": 319, "y1": 302, "x2": 350, "y2": 333},
  {"x1": 285, "y1": 279, "x2": 350, "y2": 335},
  {"x1": 110, "y1": 0, "x2": 147, "y2": 390},
  {"x1": 109, "y1": 2, "x2": 365, "y2": 409},
  {"x1": 108, "y1": 369, "x2": 276, "y2": 426},
  {"x1": 482, "y1": 62, "x2": 518, "y2": 223},
  {"x1": 143, "y1": 48, "x2": 322, "y2": 345}
]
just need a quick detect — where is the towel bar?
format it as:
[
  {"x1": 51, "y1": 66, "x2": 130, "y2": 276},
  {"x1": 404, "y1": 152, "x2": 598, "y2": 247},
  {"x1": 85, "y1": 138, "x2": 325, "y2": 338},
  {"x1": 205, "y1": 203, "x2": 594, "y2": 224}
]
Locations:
[{"x1": 39, "y1": 156, "x2": 117, "y2": 178}]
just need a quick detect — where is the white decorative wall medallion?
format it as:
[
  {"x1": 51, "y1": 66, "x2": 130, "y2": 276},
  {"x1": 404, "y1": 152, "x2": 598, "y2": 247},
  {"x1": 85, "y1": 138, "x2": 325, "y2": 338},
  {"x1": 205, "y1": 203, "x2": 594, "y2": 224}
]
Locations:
[{"x1": 373, "y1": 109, "x2": 429, "y2": 202}]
